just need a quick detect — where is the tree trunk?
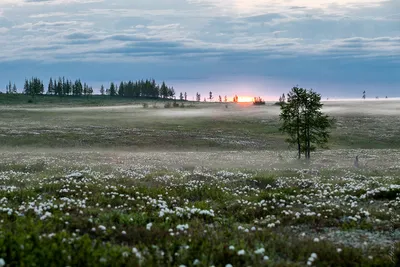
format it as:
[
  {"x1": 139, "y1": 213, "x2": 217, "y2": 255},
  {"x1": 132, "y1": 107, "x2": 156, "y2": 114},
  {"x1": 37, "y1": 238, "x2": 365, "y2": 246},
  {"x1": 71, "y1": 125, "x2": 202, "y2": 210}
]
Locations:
[
  {"x1": 296, "y1": 110, "x2": 301, "y2": 159},
  {"x1": 307, "y1": 126, "x2": 311, "y2": 159},
  {"x1": 297, "y1": 140, "x2": 301, "y2": 159},
  {"x1": 304, "y1": 122, "x2": 308, "y2": 159}
]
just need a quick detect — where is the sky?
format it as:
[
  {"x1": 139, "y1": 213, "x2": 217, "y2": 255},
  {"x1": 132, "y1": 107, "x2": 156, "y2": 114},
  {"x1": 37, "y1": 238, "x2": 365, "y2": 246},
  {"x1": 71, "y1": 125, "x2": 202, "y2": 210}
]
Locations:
[{"x1": 0, "y1": 0, "x2": 399, "y2": 99}]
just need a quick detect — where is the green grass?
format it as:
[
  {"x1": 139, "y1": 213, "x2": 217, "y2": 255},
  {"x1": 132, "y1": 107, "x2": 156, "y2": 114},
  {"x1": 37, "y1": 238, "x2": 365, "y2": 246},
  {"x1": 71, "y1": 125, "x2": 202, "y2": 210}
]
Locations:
[
  {"x1": 0, "y1": 161, "x2": 398, "y2": 266},
  {"x1": 0, "y1": 94, "x2": 192, "y2": 107},
  {"x1": 0, "y1": 98, "x2": 399, "y2": 265},
  {"x1": 1, "y1": 101, "x2": 400, "y2": 150}
]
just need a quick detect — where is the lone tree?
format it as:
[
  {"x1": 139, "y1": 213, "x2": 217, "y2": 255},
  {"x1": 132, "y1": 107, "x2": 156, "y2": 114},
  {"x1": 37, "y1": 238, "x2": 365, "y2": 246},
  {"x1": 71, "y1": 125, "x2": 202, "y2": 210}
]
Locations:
[{"x1": 279, "y1": 86, "x2": 335, "y2": 160}]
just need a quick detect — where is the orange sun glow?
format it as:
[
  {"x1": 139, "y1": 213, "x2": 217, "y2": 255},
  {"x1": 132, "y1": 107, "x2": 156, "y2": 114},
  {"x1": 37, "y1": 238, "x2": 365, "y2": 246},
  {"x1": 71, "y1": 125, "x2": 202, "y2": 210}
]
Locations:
[{"x1": 236, "y1": 96, "x2": 255, "y2": 102}]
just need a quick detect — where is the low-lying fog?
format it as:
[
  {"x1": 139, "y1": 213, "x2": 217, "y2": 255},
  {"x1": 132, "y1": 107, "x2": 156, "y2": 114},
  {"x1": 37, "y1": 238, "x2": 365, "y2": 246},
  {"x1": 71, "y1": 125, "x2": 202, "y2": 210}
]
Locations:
[{"x1": 2, "y1": 99, "x2": 399, "y2": 118}]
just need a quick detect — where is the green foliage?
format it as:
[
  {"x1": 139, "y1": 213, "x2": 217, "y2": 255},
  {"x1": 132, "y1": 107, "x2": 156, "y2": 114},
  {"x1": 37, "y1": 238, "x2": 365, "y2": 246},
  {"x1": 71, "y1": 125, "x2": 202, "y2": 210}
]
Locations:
[
  {"x1": 0, "y1": 159, "x2": 398, "y2": 266},
  {"x1": 109, "y1": 82, "x2": 116, "y2": 96},
  {"x1": 369, "y1": 188, "x2": 400, "y2": 200},
  {"x1": 279, "y1": 87, "x2": 335, "y2": 159},
  {"x1": 24, "y1": 77, "x2": 44, "y2": 97}
]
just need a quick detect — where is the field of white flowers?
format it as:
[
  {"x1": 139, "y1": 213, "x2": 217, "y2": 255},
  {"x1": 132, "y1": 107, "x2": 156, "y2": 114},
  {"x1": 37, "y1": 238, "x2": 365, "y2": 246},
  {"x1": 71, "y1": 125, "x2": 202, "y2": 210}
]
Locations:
[
  {"x1": 0, "y1": 100, "x2": 399, "y2": 265},
  {"x1": 0, "y1": 149, "x2": 398, "y2": 266}
]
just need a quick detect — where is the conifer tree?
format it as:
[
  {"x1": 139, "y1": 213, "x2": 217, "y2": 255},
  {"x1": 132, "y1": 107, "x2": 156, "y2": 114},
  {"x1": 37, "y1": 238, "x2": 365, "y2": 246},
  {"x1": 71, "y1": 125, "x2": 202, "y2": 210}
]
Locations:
[{"x1": 279, "y1": 87, "x2": 335, "y2": 159}]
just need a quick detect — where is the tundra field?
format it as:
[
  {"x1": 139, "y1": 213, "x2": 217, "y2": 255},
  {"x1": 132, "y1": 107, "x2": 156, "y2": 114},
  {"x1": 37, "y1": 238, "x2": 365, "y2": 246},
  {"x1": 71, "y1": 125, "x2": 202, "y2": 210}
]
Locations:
[{"x1": 0, "y1": 98, "x2": 399, "y2": 266}]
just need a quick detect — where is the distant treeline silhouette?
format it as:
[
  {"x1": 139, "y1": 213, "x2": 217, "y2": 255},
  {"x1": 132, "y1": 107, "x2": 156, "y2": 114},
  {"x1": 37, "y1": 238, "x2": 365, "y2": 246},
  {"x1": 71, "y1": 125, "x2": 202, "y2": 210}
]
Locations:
[{"x1": 7, "y1": 77, "x2": 184, "y2": 100}]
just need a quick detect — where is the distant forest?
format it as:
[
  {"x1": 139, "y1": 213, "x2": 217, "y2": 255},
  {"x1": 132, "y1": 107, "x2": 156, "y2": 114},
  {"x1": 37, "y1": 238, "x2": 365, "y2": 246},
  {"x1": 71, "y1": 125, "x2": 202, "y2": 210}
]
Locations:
[
  {"x1": 3, "y1": 77, "x2": 191, "y2": 100},
  {"x1": 2, "y1": 77, "x2": 242, "y2": 103}
]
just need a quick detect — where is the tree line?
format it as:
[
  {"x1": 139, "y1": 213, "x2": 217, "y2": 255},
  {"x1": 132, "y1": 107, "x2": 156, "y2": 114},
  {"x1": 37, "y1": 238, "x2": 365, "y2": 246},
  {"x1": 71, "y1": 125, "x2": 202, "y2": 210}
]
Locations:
[
  {"x1": 110, "y1": 80, "x2": 176, "y2": 99},
  {"x1": 22, "y1": 77, "x2": 94, "y2": 97},
  {"x1": 4, "y1": 78, "x2": 253, "y2": 103},
  {"x1": 9, "y1": 77, "x2": 180, "y2": 100}
]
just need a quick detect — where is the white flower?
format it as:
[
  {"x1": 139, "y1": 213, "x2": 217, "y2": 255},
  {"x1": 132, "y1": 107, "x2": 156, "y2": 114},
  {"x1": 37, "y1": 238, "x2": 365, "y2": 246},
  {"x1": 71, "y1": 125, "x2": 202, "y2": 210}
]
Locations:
[
  {"x1": 307, "y1": 260, "x2": 312, "y2": 266},
  {"x1": 229, "y1": 245, "x2": 235, "y2": 250},
  {"x1": 337, "y1": 248, "x2": 342, "y2": 253},
  {"x1": 146, "y1": 222, "x2": 153, "y2": 230},
  {"x1": 263, "y1": 256, "x2": 269, "y2": 261},
  {"x1": 193, "y1": 259, "x2": 200, "y2": 265},
  {"x1": 99, "y1": 257, "x2": 107, "y2": 263},
  {"x1": 225, "y1": 264, "x2": 233, "y2": 267},
  {"x1": 98, "y1": 225, "x2": 106, "y2": 231},
  {"x1": 310, "y1": 253, "x2": 317, "y2": 259},
  {"x1": 237, "y1": 250, "x2": 245, "y2": 256},
  {"x1": 122, "y1": 252, "x2": 129, "y2": 258},
  {"x1": 121, "y1": 231, "x2": 126, "y2": 235},
  {"x1": 0, "y1": 258, "x2": 5, "y2": 267},
  {"x1": 254, "y1": 248, "x2": 265, "y2": 255},
  {"x1": 368, "y1": 256, "x2": 373, "y2": 260},
  {"x1": 313, "y1": 238, "x2": 319, "y2": 242}
]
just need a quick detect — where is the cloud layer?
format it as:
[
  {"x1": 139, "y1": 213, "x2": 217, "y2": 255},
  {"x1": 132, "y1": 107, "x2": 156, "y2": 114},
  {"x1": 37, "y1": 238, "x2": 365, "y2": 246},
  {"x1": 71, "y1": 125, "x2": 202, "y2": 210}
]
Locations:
[{"x1": 0, "y1": 0, "x2": 399, "y2": 97}]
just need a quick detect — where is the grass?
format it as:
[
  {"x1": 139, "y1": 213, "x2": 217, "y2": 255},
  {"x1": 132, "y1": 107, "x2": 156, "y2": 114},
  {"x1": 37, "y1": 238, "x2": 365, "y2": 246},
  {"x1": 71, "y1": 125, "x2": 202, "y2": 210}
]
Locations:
[
  {"x1": 0, "y1": 157, "x2": 398, "y2": 266},
  {"x1": 1, "y1": 100, "x2": 400, "y2": 150},
  {"x1": 0, "y1": 94, "x2": 190, "y2": 107},
  {"x1": 0, "y1": 98, "x2": 399, "y2": 265}
]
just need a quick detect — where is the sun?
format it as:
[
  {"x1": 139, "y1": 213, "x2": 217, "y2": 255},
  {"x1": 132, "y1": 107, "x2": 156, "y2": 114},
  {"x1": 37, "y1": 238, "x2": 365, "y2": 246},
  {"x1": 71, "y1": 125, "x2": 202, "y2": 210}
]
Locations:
[{"x1": 236, "y1": 96, "x2": 254, "y2": 102}]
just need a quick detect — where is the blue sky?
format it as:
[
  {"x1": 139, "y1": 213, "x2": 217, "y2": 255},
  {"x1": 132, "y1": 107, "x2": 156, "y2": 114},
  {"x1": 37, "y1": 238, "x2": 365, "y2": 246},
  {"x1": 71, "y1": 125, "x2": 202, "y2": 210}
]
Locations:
[{"x1": 0, "y1": 0, "x2": 399, "y2": 99}]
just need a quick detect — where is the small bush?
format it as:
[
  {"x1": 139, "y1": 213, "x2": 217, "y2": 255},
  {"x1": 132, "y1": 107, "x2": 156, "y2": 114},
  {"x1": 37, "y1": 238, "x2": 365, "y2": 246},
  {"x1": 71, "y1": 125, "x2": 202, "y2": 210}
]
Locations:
[
  {"x1": 274, "y1": 102, "x2": 286, "y2": 106},
  {"x1": 142, "y1": 103, "x2": 149, "y2": 108},
  {"x1": 27, "y1": 99, "x2": 34, "y2": 103},
  {"x1": 164, "y1": 102, "x2": 172, "y2": 108},
  {"x1": 173, "y1": 102, "x2": 179, "y2": 108},
  {"x1": 180, "y1": 103, "x2": 185, "y2": 108}
]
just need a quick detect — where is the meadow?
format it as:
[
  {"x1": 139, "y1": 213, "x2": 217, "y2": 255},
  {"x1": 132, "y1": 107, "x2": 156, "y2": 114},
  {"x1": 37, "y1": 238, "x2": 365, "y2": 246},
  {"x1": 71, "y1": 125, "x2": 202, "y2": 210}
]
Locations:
[{"x1": 0, "y1": 95, "x2": 399, "y2": 266}]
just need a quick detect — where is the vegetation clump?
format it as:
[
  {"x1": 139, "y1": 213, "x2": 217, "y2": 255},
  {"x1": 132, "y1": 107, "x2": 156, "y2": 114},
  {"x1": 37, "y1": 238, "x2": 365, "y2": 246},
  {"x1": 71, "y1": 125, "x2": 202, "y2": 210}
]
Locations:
[{"x1": 279, "y1": 87, "x2": 335, "y2": 159}]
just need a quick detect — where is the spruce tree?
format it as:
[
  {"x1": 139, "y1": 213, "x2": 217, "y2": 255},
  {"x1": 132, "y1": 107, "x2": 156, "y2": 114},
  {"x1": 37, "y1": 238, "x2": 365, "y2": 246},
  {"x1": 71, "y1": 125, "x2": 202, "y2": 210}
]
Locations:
[
  {"x1": 118, "y1": 82, "x2": 124, "y2": 96},
  {"x1": 109, "y1": 82, "x2": 116, "y2": 96},
  {"x1": 48, "y1": 78, "x2": 54, "y2": 95}
]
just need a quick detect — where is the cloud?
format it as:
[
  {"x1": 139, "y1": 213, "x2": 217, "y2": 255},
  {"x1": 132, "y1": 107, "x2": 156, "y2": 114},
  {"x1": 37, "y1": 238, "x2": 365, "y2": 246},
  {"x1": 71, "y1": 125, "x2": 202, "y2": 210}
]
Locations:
[
  {"x1": 64, "y1": 32, "x2": 93, "y2": 39},
  {"x1": 0, "y1": 0, "x2": 399, "y2": 96},
  {"x1": 29, "y1": 12, "x2": 68, "y2": 18}
]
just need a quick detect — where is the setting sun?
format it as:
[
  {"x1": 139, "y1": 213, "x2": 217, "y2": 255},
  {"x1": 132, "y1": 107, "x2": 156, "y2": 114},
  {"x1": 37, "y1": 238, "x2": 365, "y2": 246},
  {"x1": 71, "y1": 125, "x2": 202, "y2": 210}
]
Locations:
[{"x1": 236, "y1": 96, "x2": 254, "y2": 102}]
